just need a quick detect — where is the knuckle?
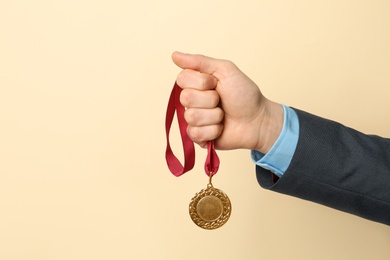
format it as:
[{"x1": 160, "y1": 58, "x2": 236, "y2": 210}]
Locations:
[
  {"x1": 210, "y1": 91, "x2": 220, "y2": 107},
  {"x1": 187, "y1": 125, "x2": 222, "y2": 143},
  {"x1": 180, "y1": 89, "x2": 192, "y2": 107},
  {"x1": 187, "y1": 126, "x2": 203, "y2": 142},
  {"x1": 216, "y1": 124, "x2": 224, "y2": 137},
  {"x1": 210, "y1": 125, "x2": 223, "y2": 139},
  {"x1": 176, "y1": 71, "x2": 186, "y2": 88},
  {"x1": 200, "y1": 76, "x2": 208, "y2": 90},
  {"x1": 223, "y1": 59, "x2": 236, "y2": 68},
  {"x1": 202, "y1": 75, "x2": 211, "y2": 90},
  {"x1": 184, "y1": 109, "x2": 197, "y2": 124},
  {"x1": 220, "y1": 60, "x2": 237, "y2": 74},
  {"x1": 203, "y1": 75, "x2": 217, "y2": 91},
  {"x1": 215, "y1": 108, "x2": 224, "y2": 122}
]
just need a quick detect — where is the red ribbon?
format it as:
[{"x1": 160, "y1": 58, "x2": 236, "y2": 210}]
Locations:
[{"x1": 165, "y1": 82, "x2": 220, "y2": 177}]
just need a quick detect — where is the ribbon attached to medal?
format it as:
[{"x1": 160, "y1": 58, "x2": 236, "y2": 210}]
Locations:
[{"x1": 165, "y1": 82, "x2": 232, "y2": 230}]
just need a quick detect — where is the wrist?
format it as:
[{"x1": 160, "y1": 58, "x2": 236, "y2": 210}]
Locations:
[{"x1": 255, "y1": 100, "x2": 284, "y2": 154}]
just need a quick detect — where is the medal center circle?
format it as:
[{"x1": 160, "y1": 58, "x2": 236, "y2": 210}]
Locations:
[{"x1": 196, "y1": 195, "x2": 223, "y2": 221}]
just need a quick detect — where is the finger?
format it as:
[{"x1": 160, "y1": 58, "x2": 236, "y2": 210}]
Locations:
[
  {"x1": 187, "y1": 124, "x2": 223, "y2": 144},
  {"x1": 172, "y1": 51, "x2": 235, "y2": 78},
  {"x1": 176, "y1": 69, "x2": 217, "y2": 91},
  {"x1": 180, "y1": 89, "x2": 220, "y2": 108},
  {"x1": 184, "y1": 107, "x2": 224, "y2": 126}
]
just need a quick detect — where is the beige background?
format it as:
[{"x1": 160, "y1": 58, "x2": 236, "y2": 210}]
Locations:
[{"x1": 1, "y1": 0, "x2": 389, "y2": 259}]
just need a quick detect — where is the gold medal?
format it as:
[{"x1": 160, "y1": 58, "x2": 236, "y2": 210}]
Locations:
[{"x1": 189, "y1": 174, "x2": 231, "y2": 230}]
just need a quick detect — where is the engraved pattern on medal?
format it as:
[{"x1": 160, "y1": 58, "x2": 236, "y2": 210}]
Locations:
[{"x1": 189, "y1": 185, "x2": 231, "y2": 230}]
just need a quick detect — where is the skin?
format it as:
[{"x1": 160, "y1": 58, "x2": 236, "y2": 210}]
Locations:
[{"x1": 172, "y1": 51, "x2": 284, "y2": 154}]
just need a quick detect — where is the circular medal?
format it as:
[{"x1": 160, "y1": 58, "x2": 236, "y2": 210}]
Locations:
[{"x1": 189, "y1": 183, "x2": 232, "y2": 230}]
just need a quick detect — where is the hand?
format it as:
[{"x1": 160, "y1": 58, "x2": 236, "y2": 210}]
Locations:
[{"x1": 172, "y1": 51, "x2": 283, "y2": 154}]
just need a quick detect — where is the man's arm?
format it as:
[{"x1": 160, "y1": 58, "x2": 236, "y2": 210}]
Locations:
[
  {"x1": 256, "y1": 109, "x2": 390, "y2": 225},
  {"x1": 172, "y1": 51, "x2": 390, "y2": 225}
]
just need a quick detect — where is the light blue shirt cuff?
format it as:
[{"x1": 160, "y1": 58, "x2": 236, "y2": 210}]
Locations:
[{"x1": 251, "y1": 105, "x2": 299, "y2": 178}]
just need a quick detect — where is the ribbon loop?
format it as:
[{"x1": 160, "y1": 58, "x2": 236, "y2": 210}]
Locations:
[
  {"x1": 165, "y1": 82, "x2": 220, "y2": 177},
  {"x1": 165, "y1": 83, "x2": 195, "y2": 176},
  {"x1": 205, "y1": 141, "x2": 219, "y2": 176}
]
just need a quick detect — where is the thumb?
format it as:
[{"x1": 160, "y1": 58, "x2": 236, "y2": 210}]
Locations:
[{"x1": 172, "y1": 51, "x2": 231, "y2": 79}]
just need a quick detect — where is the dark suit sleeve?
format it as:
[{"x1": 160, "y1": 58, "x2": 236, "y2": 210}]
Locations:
[{"x1": 256, "y1": 108, "x2": 390, "y2": 225}]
